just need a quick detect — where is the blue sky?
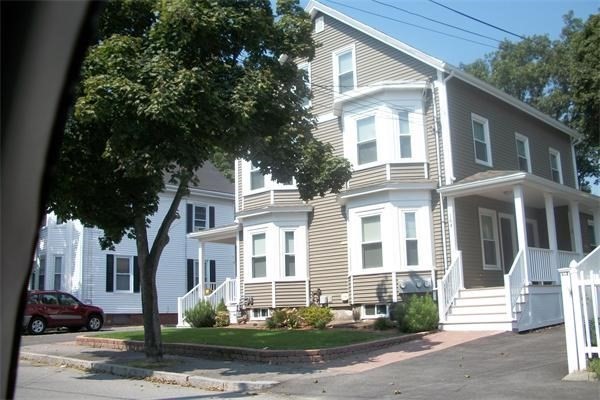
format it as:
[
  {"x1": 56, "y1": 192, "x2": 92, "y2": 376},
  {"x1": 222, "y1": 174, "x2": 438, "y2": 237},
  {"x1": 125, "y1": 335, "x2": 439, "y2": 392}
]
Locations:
[{"x1": 303, "y1": 0, "x2": 599, "y2": 66}]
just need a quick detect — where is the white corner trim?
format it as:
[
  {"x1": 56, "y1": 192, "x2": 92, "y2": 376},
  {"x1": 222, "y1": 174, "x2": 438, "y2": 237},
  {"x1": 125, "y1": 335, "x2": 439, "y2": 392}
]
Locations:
[
  {"x1": 570, "y1": 139, "x2": 579, "y2": 190},
  {"x1": 435, "y1": 72, "x2": 454, "y2": 185}
]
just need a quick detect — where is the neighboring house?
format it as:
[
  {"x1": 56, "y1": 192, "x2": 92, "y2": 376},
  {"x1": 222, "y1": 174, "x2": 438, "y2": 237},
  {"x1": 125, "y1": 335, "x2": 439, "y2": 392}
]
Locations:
[
  {"x1": 31, "y1": 164, "x2": 235, "y2": 325},
  {"x1": 183, "y1": 1, "x2": 599, "y2": 331}
]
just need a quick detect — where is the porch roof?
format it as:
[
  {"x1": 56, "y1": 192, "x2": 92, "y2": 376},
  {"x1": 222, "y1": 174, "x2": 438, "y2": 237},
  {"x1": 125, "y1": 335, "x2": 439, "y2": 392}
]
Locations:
[
  {"x1": 438, "y1": 171, "x2": 599, "y2": 213},
  {"x1": 187, "y1": 223, "x2": 240, "y2": 245}
]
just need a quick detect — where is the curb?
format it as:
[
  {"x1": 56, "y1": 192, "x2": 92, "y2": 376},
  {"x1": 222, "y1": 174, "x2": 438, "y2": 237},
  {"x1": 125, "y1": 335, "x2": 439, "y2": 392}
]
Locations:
[{"x1": 19, "y1": 352, "x2": 279, "y2": 392}]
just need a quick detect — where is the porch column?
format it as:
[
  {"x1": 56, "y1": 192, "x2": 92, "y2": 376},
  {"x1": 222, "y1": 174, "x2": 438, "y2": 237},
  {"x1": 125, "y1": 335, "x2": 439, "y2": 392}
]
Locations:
[
  {"x1": 569, "y1": 200, "x2": 583, "y2": 255},
  {"x1": 513, "y1": 185, "x2": 529, "y2": 283},
  {"x1": 198, "y1": 242, "x2": 205, "y2": 296},
  {"x1": 447, "y1": 196, "x2": 458, "y2": 258},
  {"x1": 544, "y1": 193, "x2": 559, "y2": 282}
]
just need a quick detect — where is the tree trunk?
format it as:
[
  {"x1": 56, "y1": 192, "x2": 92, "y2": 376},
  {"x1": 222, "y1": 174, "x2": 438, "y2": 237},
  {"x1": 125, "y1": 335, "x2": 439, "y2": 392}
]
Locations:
[{"x1": 134, "y1": 175, "x2": 191, "y2": 361}]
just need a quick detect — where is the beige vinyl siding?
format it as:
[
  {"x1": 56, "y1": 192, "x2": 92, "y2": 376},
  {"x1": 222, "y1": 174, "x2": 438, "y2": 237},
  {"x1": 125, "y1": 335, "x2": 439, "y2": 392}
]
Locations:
[
  {"x1": 273, "y1": 191, "x2": 304, "y2": 206},
  {"x1": 243, "y1": 192, "x2": 270, "y2": 210},
  {"x1": 389, "y1": 163, "x2": 425, "y2": 181},
  {"x1": 244, "y1": 282, "x2": 272, "y2": 308},
  {"x1": 447, "y1": 79, "x2": 575, "y2": 187},
  {"x1": 426, "y1": 87, "x2": 444, "y2": 183},
  {"x1": 275, "y1": 281, "x2": 307, "y2": 307},
  {"x1": 431, "y1": 195, "x2": 450, "y2": 271},
  {"x1": 311, "y1": 13, "x2": 437, "y2": 116},
  {"x1": 308, "y1": 194, "x2": 349, "y2": 307},
  {"x1": 349, "y1": 165, "x2": 386, "y2": 188},
  {"x1": 314, "y1": 118, "x2": 343, "y2": 157},
  {"x1": 352, "y1": 273, "x2": 393, "y2": 304}
]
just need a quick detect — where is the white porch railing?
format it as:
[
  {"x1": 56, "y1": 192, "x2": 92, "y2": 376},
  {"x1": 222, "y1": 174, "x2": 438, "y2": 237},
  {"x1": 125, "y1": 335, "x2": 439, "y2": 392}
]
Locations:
[
  {"x1": 527, "y1": 247, "x2": 554, "y2": 283},
  {"x1": 437, "y1": 251, "x2": 463, "y2": 323},
  {"x1": 558, "y1": 250, "x2": 584, "y2": 271},
  {"x1": 177, "y1": 278, "x2": 239, "y2": 327},
  {"x1": 560, "y1": 246, "x2": 600, "y2": 373},
  {"x1": 504, "y1": 248, "x2": 526, "y2": 319}
]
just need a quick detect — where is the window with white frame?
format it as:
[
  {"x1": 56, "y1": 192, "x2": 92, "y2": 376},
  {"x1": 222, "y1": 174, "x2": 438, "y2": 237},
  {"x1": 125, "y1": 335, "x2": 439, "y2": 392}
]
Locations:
[
  {"x1": 252, "y1": 308, "x2": 270, "y2": 319},
  {"x1": 549, "y1": 148, "x2": 562, "y2": 183},
  {"x1": 357, "y1": 115, "x2": 377, "y2": 165},
  {"x1": 515, "y1": 133, "x2": 531, "y2": 172},
  {"x1": 53, "y1": 256, "x2": 62, "y2": 290},
  {"x1": 361, "y1": 215, "x2": 382, "y2": 269},
  {"x1": 479, "y1": 209, "x2": 500, "y2": 270},
  {"x1": 398, "y1": 111, "x2": 412, "y2": 159},
  {"x1": 363, "y1": 304, "x2": 388, "y2": 318},
  {"x1": 472, "y1": 114, "x2": 492, "y2": 166},
  {"x1": 298, "y1": 62, "x2": 311, "y2": 108},
  {"x1": 115, "y1": 256, "x2": 132, "y2": 291},
  {"x1": 192, "y1": 205, "x2": 207, "y2": 231},
  {"x1": 335, "y1": 47, "x2": 355, "y2": 94},
  {"x1": 252, "y1": 233, "x2": 267, "y2": 278},
  {"x1": 403, "y1": 212, "x2": 419, "y2": 266},
  {"x1": 283, "y1": 231, "x2": 296, "y2": 277},
  {"x1": 250, "y1": 163, "x2": 265, "y2": 190}
]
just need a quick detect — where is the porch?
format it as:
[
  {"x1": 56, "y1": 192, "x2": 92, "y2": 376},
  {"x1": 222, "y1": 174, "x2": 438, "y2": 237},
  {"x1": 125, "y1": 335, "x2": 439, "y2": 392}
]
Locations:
[{"x1": 437, "y1": 171, "x2": 599, "y2": 331}]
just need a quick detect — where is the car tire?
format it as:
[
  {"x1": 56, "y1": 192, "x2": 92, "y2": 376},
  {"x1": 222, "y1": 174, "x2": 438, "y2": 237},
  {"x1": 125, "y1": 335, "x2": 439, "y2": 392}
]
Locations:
[
  {"x1": 87, "y1": 314, "x2": 103, "y2": 331},
  {"x1": 28, "y1": 317, "x2": 46, "y2": 335}
]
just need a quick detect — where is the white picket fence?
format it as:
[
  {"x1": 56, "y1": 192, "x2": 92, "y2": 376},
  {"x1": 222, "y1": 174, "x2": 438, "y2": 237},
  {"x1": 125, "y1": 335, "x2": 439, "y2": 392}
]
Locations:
[{"x1": 560, "y1": 246, "x2": 600, "y2": 373}]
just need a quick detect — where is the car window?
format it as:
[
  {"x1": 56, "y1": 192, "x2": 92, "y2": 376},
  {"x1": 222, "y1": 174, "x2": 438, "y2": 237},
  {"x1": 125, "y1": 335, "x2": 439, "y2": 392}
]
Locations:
[
  {"x1": 41, "y1": 293, "x2": 58, "y2": 305},
  {"x1": 58, "y1": 293, "x2": 79, "y2": 306},
  {"x1": 27, "y1": 294, "x2": 40, "y2": 304}
]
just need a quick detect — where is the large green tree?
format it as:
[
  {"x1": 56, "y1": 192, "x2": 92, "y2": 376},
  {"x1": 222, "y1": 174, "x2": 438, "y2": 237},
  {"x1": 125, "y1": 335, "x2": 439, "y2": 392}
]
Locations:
[
  {"x1": 461, "y1": 11, "x2": 599, "y2": 189},
  {"x1": 48, "y1": 0, "x2": 351, "y2": 361}
]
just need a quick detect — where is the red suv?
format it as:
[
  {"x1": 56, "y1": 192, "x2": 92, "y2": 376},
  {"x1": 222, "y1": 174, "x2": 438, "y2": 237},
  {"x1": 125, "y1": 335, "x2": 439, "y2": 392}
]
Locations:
[{"x1": 23, "y1": 290, "x2": 104, "y2": 335}]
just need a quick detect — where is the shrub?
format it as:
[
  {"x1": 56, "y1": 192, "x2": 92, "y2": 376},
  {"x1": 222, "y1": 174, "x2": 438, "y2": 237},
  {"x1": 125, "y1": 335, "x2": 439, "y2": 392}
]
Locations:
[
  {"x1": 373, "y1": 317, "x2": 394, "y2": 330},
  {"x1": 215, "y1": 310, "x2": 230, "y2": 327},
  {"x1": 184, "y1": 300, "x2": 216, "y2": 328},
  {"x1": 266, "y1": 308, "x2": 301, "y2": 329},
  {"x1": 300, "y1": 305, "x2": 333, "y2": 329},
  {"x1": 216, "y1": 299, "x2": 228, "y2": 313},
  {"x1": 394, "y1": 294, "x2": 438, "y2": 333},
  {"x1": 589, "y1": 358, "x2": 600, "y2": 379}
]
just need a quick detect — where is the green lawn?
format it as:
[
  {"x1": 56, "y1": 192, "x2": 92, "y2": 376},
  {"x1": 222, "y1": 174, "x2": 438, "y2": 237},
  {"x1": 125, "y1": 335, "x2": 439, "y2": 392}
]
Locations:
[{"x1": 94, "y1": 328, "x2": 399, "y2": 350}]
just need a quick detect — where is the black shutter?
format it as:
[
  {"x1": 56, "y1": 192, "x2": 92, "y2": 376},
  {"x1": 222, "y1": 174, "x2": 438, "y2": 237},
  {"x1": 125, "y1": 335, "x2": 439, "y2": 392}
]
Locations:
[
  {"x1": 209, "y1": 206, "x2": 215, "y2": 228},
  {"x1": 209, "y1": 260, "x2": 216, "y2": 283},
  {"x1": 186, "y1": 259, "x2": 194, "y2": 291},
  {"x1": 106, "y1": 254, "x2": 114, "y2": 292},
  {"x1": 186, "y1": 204, "x2": 193, "y2": 233},
  {"x1": 133, "y1": 256, "x2": 140, "y2": 293}
]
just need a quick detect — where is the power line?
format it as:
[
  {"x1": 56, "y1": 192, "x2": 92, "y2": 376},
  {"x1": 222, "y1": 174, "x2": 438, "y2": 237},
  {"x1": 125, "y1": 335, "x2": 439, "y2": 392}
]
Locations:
[
  {"x1": 427, "y1": 0, "x2": 526, "y2": 40},
  {"x1": 372, "y1": 0, "x2": 502, "y2": 43},
  {"x1": 322, "y1": 0, "x2": 498, "y2": 49}
]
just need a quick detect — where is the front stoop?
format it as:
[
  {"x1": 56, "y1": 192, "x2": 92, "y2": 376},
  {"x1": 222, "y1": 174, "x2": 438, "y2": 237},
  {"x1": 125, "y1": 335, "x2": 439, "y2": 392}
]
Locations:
[{"x1": 440, "y1": 287, "x2": 520, "y2": 331}]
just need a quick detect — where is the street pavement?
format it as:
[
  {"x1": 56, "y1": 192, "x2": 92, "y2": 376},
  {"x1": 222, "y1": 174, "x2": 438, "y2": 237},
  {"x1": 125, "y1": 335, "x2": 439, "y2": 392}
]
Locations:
[{"x1": 16, "y1": 325, "x2": 599, "y2": 399}]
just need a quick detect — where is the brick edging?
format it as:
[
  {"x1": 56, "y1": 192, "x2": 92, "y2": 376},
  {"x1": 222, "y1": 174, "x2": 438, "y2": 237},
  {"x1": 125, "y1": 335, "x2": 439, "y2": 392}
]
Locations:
[{"x1": 76, "y1": 331, "x2": 432, "y2": 364}]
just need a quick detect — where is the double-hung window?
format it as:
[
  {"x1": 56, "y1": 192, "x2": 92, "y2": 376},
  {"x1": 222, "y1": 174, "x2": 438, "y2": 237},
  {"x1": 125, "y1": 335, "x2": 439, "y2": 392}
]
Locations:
[
  {"x1": 54, "y1": 256, "x2": 62, "y2": 290},
  {"x1": 398, "y1": 111, "x2": 412, "y2": 159},
  {"x1": 361, "y1": 215, "x2": 382, "y2": 269},
  {"x1": 283, "y1": 231, "x2": 296, "y2": 277},
  {"x1": 298, "y1": 62, "x2": 311, "y2": 108},
  {"x1": 471, "y1": 114, "x2": 492, "y2": 166},
  {"x1": 357, "y1": 116, "x2": 377, "y2": 165},
  {"x1": 193, "y1": 206, "x2": 207, "y2": 231},
  {"x1": 252, "y1": 233, "x2": 267, "y2": 278},
  {"x1": 479, "y1": 209, "x2": 500, "y2": 270},
  {"x1": 115, "y1": 256, "x2": 132, "y2": 291},
  {"x1": 549, "y1": 148, "x2": 562, "y2": 183},
  {"x1": 250, "y1": 163, "x2": 264, "y2": 190},
  {"x1": 335, "y1": 47, "x2": 355, "y2": 94},
  {"x1": 515, "y1": 133, "x2": 531, "y2": 172},
  {"x1": 403, "y1": 212, "x2": 419, "y2": 266}
]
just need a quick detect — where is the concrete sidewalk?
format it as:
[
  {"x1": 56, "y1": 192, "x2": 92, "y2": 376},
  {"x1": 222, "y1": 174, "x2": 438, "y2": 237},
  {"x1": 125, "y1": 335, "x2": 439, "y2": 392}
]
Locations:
[{"x1": 19, "y1": 330, "x2": 497, "y2": 392}]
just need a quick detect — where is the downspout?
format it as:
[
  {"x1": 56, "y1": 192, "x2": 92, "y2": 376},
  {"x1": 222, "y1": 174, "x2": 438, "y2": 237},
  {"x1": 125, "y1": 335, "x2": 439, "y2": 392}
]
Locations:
[{"x1": 430, "y1": 81, "x2": 449, "y2": 273}]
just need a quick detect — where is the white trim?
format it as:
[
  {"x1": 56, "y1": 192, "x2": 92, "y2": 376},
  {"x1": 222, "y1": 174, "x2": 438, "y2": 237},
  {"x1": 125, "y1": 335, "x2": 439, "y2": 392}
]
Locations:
[
  {"x1": 332, "y1": 43, "x2": 357, "y2": 96},
  {"x1": 314, "y1": 15, "x2": 324, "y2": 33},
  {"x1": 234, "y1": 160, "x2": 240, "y2": 213},
  {"x1": 570, "y1": 139, "x2": 579, "y2": 190},
  {"x1": 446, "y1": 196, "x2": 458, "y2": 259},
  {"x1": 471, "y1": 113, "x2": 493, "y2": 167},
  {"x1": 569, "y1": 201, "x2": 583, "y2": 254},
  {"x1": 435, "y1": 72, "x2": 454, "y2": 185},
  {"x1": 549, "y1": 147, "x2": 563, "y2": 184},
  {"x1": 478, "y1": 208, "x2": 501, "y2": 270},
  {"x1": 165, "y1": 184, "x2": 234, "y2": 200},
  {"x1": 297, "y1": 61, "x2": 311, "y2": 108},
  {"x1": 361, "y1": 304, "x2": 389, "y2": 319},
  {"x1": 114, "y1": 255, "x2": 134, "y2": 293},
  {"x1": 515, "y1": 132, "x2": 532, "y2": 173},
  {"x1": 316, "y1": 112, "x2": 337, "y2": 123}
]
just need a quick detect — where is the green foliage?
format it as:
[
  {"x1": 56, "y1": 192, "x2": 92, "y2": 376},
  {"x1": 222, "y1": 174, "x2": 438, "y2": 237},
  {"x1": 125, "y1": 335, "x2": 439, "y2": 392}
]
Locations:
[
  {"x1": 184, "y1": 301, "x2": 215, "y2": 328},
  {"x1": 216, "y1": 299, "x2": 228, "y2": 313},
  {"x1": 215, "y1": 311, "x2": 230, "y2": 328},
  {"x1": 460, "y1": 12, "x2": 599, "y2": 188},
  {"x1": 394, "y1": 294, "x2": 439, "y2": 333},
  {"x1": 299, "y1": 305, "x2": 333, "y2": 329},
  {"x1": 373, "y1": 317, "x2": 395, "y2": 331},
  {"x1": 266, "y1": 308, "x2": 301, "y2": 329},
  {"x1": 589, "y1": 358, "x2": 600, "y2": 379}
]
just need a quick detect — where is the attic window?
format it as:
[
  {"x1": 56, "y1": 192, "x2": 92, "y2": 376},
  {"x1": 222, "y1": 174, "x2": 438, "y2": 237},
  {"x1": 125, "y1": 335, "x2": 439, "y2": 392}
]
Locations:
[{"x1": 314, "y1": 16, "x2": 324, "y2": 33}]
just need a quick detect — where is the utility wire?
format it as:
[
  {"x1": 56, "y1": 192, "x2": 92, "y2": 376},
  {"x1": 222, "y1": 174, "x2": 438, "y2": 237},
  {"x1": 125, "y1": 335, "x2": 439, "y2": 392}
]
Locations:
[
  {"x1": 322, "y1": 0, "x2": 498, "y2": 49},
  {"x1": 427, "y1": 0, "x2": 526, "y2": 40},
  {"x1": 372, "y1": 0, "x2": 502, "y2": 43}
]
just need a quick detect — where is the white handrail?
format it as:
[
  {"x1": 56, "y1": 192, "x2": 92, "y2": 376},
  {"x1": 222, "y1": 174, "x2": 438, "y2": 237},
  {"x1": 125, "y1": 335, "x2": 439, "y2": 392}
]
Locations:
[
  {"x1": 177, "y1": 283, "x2": 203, "y2": 327},
  {"x1": 504, "y1": 248, "x2": 526, "y2": 319},
  {"x1": 437, "y1": 251, "x2": 463, "y2": 323},
  {"x1": 204, "y1": 278, "x2": 238, "y2": 310}
]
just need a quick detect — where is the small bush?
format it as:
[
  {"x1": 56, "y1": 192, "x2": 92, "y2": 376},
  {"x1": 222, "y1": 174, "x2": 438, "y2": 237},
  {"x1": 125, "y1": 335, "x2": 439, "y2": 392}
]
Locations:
[
  {"x1": 394, "y1": 294, "x2": 438, "y2": 333},
  {"x1": 300, "y1": 305, "x2": 333, "y2": 329},
  {"x1": 216, "y1": 299, "x2": 228, "y2": 313},
  {"x1": 266, "y1": 308, "x2": 301, "y2": 329},
  {"x1": 215, "y1": 310, "x2": 230, "y2": 327},
  {"x1": 373, "y1": 317, "x2": 394, "y2": 330},
  {"x1": 184, "y1": 300, "x2": 216, "y2": 328},
  {"x1": 589, "y1": 358, "x2": 600, "y2": 379}
]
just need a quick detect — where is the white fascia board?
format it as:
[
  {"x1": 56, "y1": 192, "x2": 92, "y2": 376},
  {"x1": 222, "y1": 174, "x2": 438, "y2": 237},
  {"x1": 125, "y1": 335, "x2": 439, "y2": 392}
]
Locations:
[
  {"x1": 332, "y1": 81, "x2": 429, "y2": 116},
  {"x1": 338, "y1": 182, "x2": 437, "y2": 205},
  {"x1": 236, "y1": 205, "x2": 313, "y2": 221},
  {"x1": 164, "y1": 184, "x2": 234, "y2": 200},
  {"x1": 187, "y1": 223, "x2": 240, "y2": 242}
]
